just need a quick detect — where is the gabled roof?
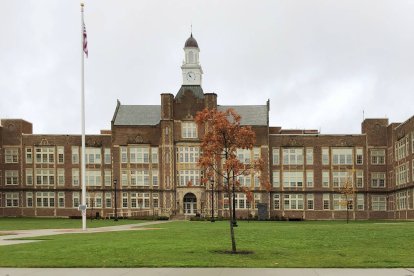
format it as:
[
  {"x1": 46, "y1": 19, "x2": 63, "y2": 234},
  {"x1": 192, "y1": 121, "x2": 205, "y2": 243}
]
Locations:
[
  {"x1": 113, "y1": 105, "x2": 161, "y2": 126},
  {"x1": 218, "y1": 105, "x2": 268, "y2": 126}
]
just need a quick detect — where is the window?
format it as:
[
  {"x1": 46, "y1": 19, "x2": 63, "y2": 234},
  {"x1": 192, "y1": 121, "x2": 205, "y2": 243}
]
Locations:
[
  {"x1": 105, "y1": 192, "x2": 112, "y2": 208},
  {"x1": 273, "y1": 194, "x2": 280, "y2": 210},
  {"x1": 332, "y1": 171, "x2": 352, "y2": 188},
  {"x1": 236, "y1": 148, "x2": 251, "y2": 164},
  {"x1": 26, "y1": 192, "x2": 33, "y2": 207},
  {"x1": 120, "y1": 147, "x2": 127, "y2": 163},
  {"x1": 272, "y1": 148, "x2": 280, "y2": 165},
  {"x1": 395, "y1": 136, "x2": 409, "y2": 161},
  {"x1": 272, "y1": 171, "x2": 280, "y2": 187},
  {"x1": 371, "y1": 149, "x2": 385, "y2": 165},
  {"x1": 283, "y1": 194, "x2": 304, "y2": 210},
  {"x1": 86, "y1": 147, "x2": 101, "y2": 164},
  {"x1": 396, "y1": 163, "x2": 409, "y2": 186},
  {"x1": 58, "y1": 192, "x2": 65, "y2": 208},
  {"x1": 178, "y1": 170, "x2": 201, "y2": 186},
  {"x1": 129, "y1": 147, "x2": 149, "y2": 164},
  {"x1": 356, "y1": 170, "x2": 364, "y2": 188},
  {"x1": 57, "y1": 169, "x2": 65, "y2": 186},
  {"x1": 152, "y1": 170, "x2": 159, "y2": 187},
  {"x1": 104, "y1": 148, "x2": 111, "y2": 164},
  {"x1": 254, "y1": 173, "x2": 260, "y2": 187},
  {"x1": 322, "y1": 148, "x2": 329, "y2": 165},
  {"x1": 72, "y1": 169, "x2": 79, "y2": 186},
  {"x1": 371, "y1": 172, "x2": 386, "y2": 188},
  {"x1": 322, "y1": 171, "x2": 330, "y2": 188},
  {"x1": 57, "y1": 146, "x2": 64, "y2": 164},
  {"x1": 235, "y1": 193, "x2": 247, "y2": 209},
  {"x1": 356, "y1": 194, "x2": 364, "y2": 210},
  {"x1": 36, "y1": 192, "x2": 55, "y2": 207},
  {"x1": 121, "y1": 170, "x2": 128, "y2": 186},
  {"x1": 307, "y1": 194, "x2": 314, "y2": 210},
  {"x1": 306, "y1": 148, "x2": 313, "y2": 165},
  {"x1": 104, "y1": 170, "x2": 112, "y2": 186},
  {"x1": 306, "y1": 170, "x2": 314, "y2": 187},
  {"x1": 72, "y1": 146, "x2": 79, "y2": 164},
  {"x1": 36, "y1": 169, "x2": 55, "y2": 186},
  {"x1": 237, "y1": 175, "x2": 251, "y2": 187},
  {"x1": 356, "y1": 148, "x2": 363, "y2": 165},
  {"x1": 35, "y1": 147, "x2": 55, "y2": 164},
  {"x1": 153, "y1": 193, "x2": 159, "y2": 208},
  {"x1": 396, "y1": 191, "x2": 407, "y2": 210},
  {"x1": 332, "y1": 148, "x2": 353, "y2": 165},
  {"x1": 182, "y1": 122, "x2": 197, "y2": 138},
  {"x1": 254, "y1": 193, "x2": 260, "y2": 209},
  {"x1": 130, "y1": 170, "x2": 149, "y2": 186},
  {"x1": 5, "y1": 170, "x2": 19, "y2": 185},
  {"x1": 86, "y1": 170, "x2": 102, "y2": 187},
  {"x1": 92, "y1": 192, "x2": 102, "y2": 208},
  {"x1": 177, "y1": 146, "x2": 200, "y2": 164},
  {"x1": 333, "y1": 194, "x2": 347, "y2": 210},
  {"x1": 283, "y1": 171, "x2": 304, "y2": 188},
  {"x1": 122, "y1": 192, "x2": 128, "y2": 208},
  {"x1": 323, "y1": 193, "x2": 330, "y2": 210},
  {"x1": 5, "y1": 148, "x2": 18, "y2": 163},
  {"x1": 223, "y1": 193, "x2": 229, "y2": 209},
  {"x1": 131, "y1": 193, "x2": 150, "y2": 208},
  {"x1": 26, "y1": 169, "x2": 33, "y2": 186},
  {"x1": 253, "y1": 147, "x2": 260, "y2": 161},
  {"x1": 151, "y1": 147, "x2": 158, "y2": 164},
  {"x1": 6, "y1": 193, "x2": 19, "y2": 207},
  {"x1": 25, "y1": 147, "x2": 32, "y2": 163},
  {"x1": 371, "y1": 195, "x2": 386, "y2": 211},
  {"x1": 283, "y1": 148, "x2": 304, "y2": 165},
  {"x1": 73, "y1": 192, "x2": 80, "y2": 208}
]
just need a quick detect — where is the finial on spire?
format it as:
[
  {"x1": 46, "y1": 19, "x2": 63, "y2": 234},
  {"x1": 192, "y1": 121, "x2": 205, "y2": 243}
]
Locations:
[{"x1": 191, "y1": 24, "x2": 193, "y2": 36}]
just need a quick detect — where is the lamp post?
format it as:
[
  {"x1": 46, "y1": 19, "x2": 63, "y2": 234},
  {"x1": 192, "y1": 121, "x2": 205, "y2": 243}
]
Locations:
[
  {"x1": 210, "y1": 177, "x2": 215, "y2": 222},
  {"x1": 114, "y1": 178, "x2": 118, "y2": 221}
]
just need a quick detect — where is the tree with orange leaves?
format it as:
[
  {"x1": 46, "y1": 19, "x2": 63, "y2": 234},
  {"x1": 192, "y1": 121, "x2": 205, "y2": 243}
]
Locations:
[{"x1": 195, "y1": 107, "x2": 263, "y2": 253}]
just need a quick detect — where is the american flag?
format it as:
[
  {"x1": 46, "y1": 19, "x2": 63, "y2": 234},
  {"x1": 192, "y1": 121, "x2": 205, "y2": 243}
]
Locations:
[{"x1": 83, "y1": 22, "x2": 88, "y2": 57}]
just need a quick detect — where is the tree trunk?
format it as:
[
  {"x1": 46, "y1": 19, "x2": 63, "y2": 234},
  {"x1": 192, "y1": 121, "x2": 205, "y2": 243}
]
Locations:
[{"x1": 228, "y1": 186, "x2": 237, "y2": 253}]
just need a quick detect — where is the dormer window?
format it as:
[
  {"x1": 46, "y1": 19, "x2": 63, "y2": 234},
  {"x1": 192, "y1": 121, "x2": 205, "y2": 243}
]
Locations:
[{"x1": 182, "y1": 122, "x2": 197, "y2": 138}]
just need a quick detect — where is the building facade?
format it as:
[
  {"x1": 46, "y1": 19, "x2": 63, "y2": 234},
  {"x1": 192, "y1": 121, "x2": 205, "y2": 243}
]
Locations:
[{"x1": 1, "y1": 34, "x2": 414, "y2": 220}]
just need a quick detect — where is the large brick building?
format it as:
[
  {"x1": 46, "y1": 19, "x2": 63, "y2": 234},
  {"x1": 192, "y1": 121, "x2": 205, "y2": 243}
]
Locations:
[{"x1": 1, "y1": 34, "x2": 414, "y2": 220}]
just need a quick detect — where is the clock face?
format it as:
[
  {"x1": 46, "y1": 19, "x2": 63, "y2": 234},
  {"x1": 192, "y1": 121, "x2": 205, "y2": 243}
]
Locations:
[{"x1": 186, "y1": 72, "x2": 196, "y2": 81}]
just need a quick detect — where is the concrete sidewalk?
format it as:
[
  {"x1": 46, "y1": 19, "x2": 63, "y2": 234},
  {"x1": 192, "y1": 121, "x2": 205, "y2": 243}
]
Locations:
[
  {"x1": 0, "y1": 220, "x2": 171, "y2": 246},
  {"x1": 0, "y1": 268, "x2": 413, "y2": 276}
]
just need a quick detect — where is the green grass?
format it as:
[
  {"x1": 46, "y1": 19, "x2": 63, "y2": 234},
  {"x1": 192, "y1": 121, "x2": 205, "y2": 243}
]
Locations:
[
  {"x1": 0, "y1": 217, "x2": 144, "y2": 231},
  {"x1": 0, "y1": 220, "x2": 413, "y2": 267}
]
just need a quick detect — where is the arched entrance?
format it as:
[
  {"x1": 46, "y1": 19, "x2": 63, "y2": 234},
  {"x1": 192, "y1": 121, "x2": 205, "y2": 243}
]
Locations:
[{"x1": 183, "y1": 193, "x2": 197, "y2": 215}]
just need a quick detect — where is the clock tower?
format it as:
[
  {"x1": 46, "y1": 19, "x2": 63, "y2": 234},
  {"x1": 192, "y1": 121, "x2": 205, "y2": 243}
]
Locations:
[{"x1": 181, "y1": 33, "x2": 203, "y2": 86}]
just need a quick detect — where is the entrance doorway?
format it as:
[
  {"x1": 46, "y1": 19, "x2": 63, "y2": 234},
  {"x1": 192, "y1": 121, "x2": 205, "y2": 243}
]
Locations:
[{"x1": 183, "y1": 193, "x2": 197, "y2": 215}]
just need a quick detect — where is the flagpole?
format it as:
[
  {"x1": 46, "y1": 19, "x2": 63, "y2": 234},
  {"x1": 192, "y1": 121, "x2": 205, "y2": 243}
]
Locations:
[{"x1": 81, "y1": 2, "x2": 87, "y2": 231}]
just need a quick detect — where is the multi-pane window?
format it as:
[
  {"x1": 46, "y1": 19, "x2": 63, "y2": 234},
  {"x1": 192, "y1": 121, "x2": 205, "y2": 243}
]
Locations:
[
  {"x1": 371, "y1": 195, "x2": 386, "y2": 211},
  {"x1": 58, "y1": 192, "x2": 65, "y2": 208},
  {"x1": 253, "y1": 147, "x2": 260, "y2": 161},
  {"x1": 72, "y1": 169, "x2": 79, "y2": 186},
  {"x1": 178, "y1": 170, "x2": 201, "y2": 186},
  {"x1": 73, "y1": 192, "x2": 80, "y2": 208},
  {"x1": 283, "y1": 171, "x2": 303, "y2": 188},
  {"x1": 72, "y1": 146, "x2": 79, "y2": 164},
  {"x1": 104, "y1": 148, "x2": 111, "y2": 164},
  {"x1": 122, "y1": 192, "x2": 128, "y2": 208},
  {"x1": 35, "y1": 147, "x2": 55, "y2": 164},
  {"x1": 254, "y1": 193, "x2": 260, "y2": 209},
  {"x1": 307, "y1": 194, "x2": 314, "y2": 210},
  {"x1": 5, "y1": 148, "x2": 18, "y2": 163},
  {"x1": 86, "y1": 170, "x2": 102, "y2": 187},
  {"x1": 104, "y1": 170, "x2": 112, "y2": 186},
  {"x1": 396, "y1": 191, "x2": 407, "y2": 210},
  {"x1": 283, "y1": 194, "x2": 304, "y2": 210},
  {"x1": 181, "y1": 122, "x2": 197, "y2": 138},
  {"x1": 25, "y1": 147, "x2": 32, "y2": 163},
  {"x1": 91, "y1": 192, "x2": 102, "y2": 208},
  {"x1": 26, "y1": 169, "x2": 33, "y2": 186},
  {"x1": 333, "y1": 194, "x2": 347, "y2": 210},
  {"x1": 152, "y1": 170, "x2": 159, "y2": 187},
  {"x1": 371, "y1": 172, "x2": 386, "y2": 188},
  {"x1": 322, "y1": 171, "x2": 330, "y2": 188},
  {"x1": 57, "y1": 169, "x2": 65, "y2": 186},
  {"x1": 395, "y1": 136, "x2": 409, "y2": 161},
  {"x1": 153, "y1": 193, "x2": 159, "y2": 208},
  {"x1": 332, "y1": 148, "x2": 353, "y2": 165},
  {"x1": 86, "y1": 148, "x2": 101, "y2": 164},
  {"x1": 129, "y1": 147, "x2": 149, "y2": 163},
  {"x1": 272, "y1": 170, "x2": 280, "y2": 187},
  {"x1": 356, "y1": 194, "x2": 364, "y2": 210},
  {"x1": 306, "y1": 148, "x2": 313, "y2": 165},
  {"x1": 151, "y1": 147, "x2": 158, "y2": 164},
  {"x1": 371, "y1": 149, "x2": 385, "y2": 165},
  {"x1": 237, "y1": 149, "x2": 251, "y2": 164},
  {"x1": 121, "y1": 170, "x2": 128, "y2": 186},
  {"x1": 120, "y1": 147, "x2": 128, "y2": 163},
  {"x1": 236, "y1": 174, "x2": 251, "y2": 187},
  {"x1": 332, "y1": 171, "x2": 352, "y2": 188},
  {"x1": 306, "y1": 170, "x2": 314, "y2": 187},
  {"x1": 272, "y1": 148, "x2": 280, "y2": 165},
  {"x1": 36, "y1": 169, "x2": 54, "y2": 185},
  {"x1": 356, "y1": 148, "x2": 363, "y2": 165},
  {"x1": 323, "y1": 193, "x2": 330, "y2": 210},
  {"x1": 131, "y1": 193, "x2": 150, "y2": 209},
  {"x1": 273, "y1": 194, "x2": 280, "y2": 210},
  {"x1": 396, "y1": 163, "x2": 409, "y2": 186},
  {"x1": 36, "y1": 192, "x2": 55, "y2": 207},
  {"x1": 105, "y1": 192, "x2": 112, "y2": 208},
  {"x1": 235, "y1": 193, "x2": 247, "y2": 209},
  {"x1": 223, "y1": 193, "x2": 229, "y2": 209},
  {"x1": 5, "y1": 170, "x2": 19, "y2": 185},
  {"x1": 177, "y1": 146, "x2": 200, "y2": 164},
  {"x1": 26, "y1": 192, "x2": 33, "y2": 207},
  {"x1": 322, "y1": 148, "x2": 329, "y2": 165},
  {"x1": 254, "y1": 173, "x2": 260, "y2": 187},
  {"x1": 283, "y1": 148, "x2": 304, "y2": 165},
  {"x1": 130, "y1": 170, "x2": 149, "y2": 186},
  {"x1": 356, "y1": 170, "x2": 363, "y2": 188},
  {"x1": 6, "y1": 193, "x2": 19, "y2": 207},
  {"x1": 57, "y1": 146, "x2": 64, "y2": 164}
]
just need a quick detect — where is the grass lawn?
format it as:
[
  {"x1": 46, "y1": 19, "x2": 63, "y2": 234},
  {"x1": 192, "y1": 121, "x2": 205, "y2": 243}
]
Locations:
[
  {"x1": 0, "y1": 220, "x2": 413, "y2": 267},
  {"x1": 0, "y1": 217, "x2": 144, "y2": 231}
]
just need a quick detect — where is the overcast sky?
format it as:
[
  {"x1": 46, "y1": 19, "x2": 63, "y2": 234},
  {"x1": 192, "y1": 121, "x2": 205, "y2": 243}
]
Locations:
[{"x1": 1, "y1": 0, "x2": 414, "y2": 135}]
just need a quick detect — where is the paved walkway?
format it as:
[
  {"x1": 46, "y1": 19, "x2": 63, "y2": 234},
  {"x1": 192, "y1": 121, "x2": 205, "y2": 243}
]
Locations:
[
  {"x1": 0, "y1": 268, "x2": 413, "y2": 276},
  {"x1": 0, "y1": 220, "x2": 172, "y2": 246}
]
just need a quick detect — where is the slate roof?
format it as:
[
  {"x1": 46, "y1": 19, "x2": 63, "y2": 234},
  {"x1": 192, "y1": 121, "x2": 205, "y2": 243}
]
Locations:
[
  {"x1": 176, "y1": 85, "x2": 204, "y2": 100},
  {"x1": 113, "y1": 105, "x2": 161, "y2": 126},
  {"x1": 184, "y1": 33, "x2": 199, "y2": 48},
  {"x1": 218, "y1": 105, "x2": 268, "y2": 126}
]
